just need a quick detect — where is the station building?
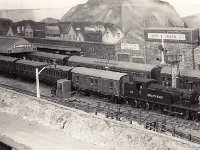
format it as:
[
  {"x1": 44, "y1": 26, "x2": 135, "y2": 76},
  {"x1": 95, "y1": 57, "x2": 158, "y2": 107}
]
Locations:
[
  {"x1": 0, "y1": 36, "x2": 37, "y2": 57},
  {"x1": 144, "y1": 27, "x2": 199, "y2": 70}
]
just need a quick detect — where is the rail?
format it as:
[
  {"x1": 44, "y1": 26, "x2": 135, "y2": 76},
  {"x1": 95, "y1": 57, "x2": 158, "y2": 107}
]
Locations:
[{"x1": 0, "y1": 83, "x2": 200, "y2": 144}]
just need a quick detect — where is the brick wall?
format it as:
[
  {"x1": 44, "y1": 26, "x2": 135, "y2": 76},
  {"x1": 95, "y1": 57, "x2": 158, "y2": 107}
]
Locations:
[
  {"x1": 25, "y1": 38, "x2": 116, "y2": 60},
  {"x1": 114, "y1": 34, "x2": 145, "y2": 63},
  {"x1": 145, "y1": 41, "x2": 199, "y2": 70},
  {"x1": 194, "y1": 46, "x2": 200, "y2": 70}
]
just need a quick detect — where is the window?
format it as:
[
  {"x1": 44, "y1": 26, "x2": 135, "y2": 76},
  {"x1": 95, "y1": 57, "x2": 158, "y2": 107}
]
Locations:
[
  {"x1": 94, "y1": 79, "x2": 98, "y2": 85},
  {"x1": 106, "y1": 32, "x2": 109, "y2": 37},
  {"x1": 117, "y1": 33, "x2": 120, "y2": 38},
  {"x1": 136, "y1": 73, "x2": 140, "y2": 77},
  {"x1": 109, "y1": 82, "x2": 113, "y2": 89},
  {"x1": 73, "y1": 35, "x2": 76, "y2": 40},
  {"x1": 90, "y1": 78, "x2": 93, "y2": 84},
  {"x1": 76, "y1": 76, "x2": 79, "y2": 82},
  {"x1": 69, "y1": 35, "x2": 71, "y2": 40}
]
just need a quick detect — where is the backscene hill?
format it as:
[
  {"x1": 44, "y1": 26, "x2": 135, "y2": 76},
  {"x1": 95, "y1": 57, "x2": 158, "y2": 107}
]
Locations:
[
  {"x1": 61, "y1": 0, "x2": 183, "y2": 40},
  {"x1": 182, "y1": 14, "x2": 200, "y2": 30}
]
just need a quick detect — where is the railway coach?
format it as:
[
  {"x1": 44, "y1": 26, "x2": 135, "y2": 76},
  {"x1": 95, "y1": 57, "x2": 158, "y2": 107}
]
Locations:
[
  {"x1": 68, "y1": 56, "x2": 162, "y2": 80},
  {"x1": 25, "y1": 52, "x2": 70, "y2": 66},
  {"x1": 0, "y1": 56, "x2": 19, "y2": 76},
  {"x1": 71, "y1": 67, "x2": 129, "y2": 102}
]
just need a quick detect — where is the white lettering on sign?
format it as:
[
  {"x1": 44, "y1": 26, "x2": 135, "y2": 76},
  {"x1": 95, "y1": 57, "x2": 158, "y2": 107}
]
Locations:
[
  {"x1": 121, "y1": 43, "x2": 139, "y2": 50},
  {"x1": 14, "y1": 44, "x2": 32, "y2": 48},
  {"x1": 147, "y1": 93, "x2": 163, "y2": 99},
  {"x1": 147, "y1": 33, "x2": 186, "y2": 40}
]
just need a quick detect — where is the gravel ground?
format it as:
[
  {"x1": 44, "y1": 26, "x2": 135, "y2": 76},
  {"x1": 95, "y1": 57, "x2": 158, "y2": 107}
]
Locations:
[{"x1": 0, "y1": 75, "x2": 52, "y2": 96}]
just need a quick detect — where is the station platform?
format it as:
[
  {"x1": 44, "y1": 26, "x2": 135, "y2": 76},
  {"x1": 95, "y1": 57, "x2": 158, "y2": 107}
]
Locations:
[{"x1": 0, "y1": 112, "x2": 105, "y2": 150}]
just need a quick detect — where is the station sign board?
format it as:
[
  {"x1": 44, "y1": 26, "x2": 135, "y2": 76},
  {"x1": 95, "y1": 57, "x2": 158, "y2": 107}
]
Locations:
[
  {"x1": 144, "y1": 28, "x2": 199, "y2": 44},
  {"x1": 13, "y1": 44, "x2": 32, "y2": 48},
  {"x1": 147, "y1": 33, "x2": 186, "y2": 41},
  {"x1": 121, "y1": 43, "x2": 139, "y2": 50}
]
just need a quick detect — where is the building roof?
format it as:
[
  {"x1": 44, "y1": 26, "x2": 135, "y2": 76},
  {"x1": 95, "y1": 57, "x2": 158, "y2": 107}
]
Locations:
[
  {"x1": 84, "y1": 31, "x2": 102, "y2": 42},
  {"x1": 69, "y1": 56, "x2": 159, "y2": 72},
  {"x1": 28, "y1": 52, "x2": 68, "y2": 59},
  {"x1": 71, "y1": 67, "x2": 127, "y2": 80},
  {"x1": 25, "y1": 37, "x2": 82, "y2": 52},
  {"x1": 104, "y1": 23, "x2": 121, "y2": 36},
  {"x1": 45, "y1": 25, "x2": 60, "y2": 35},
  {"x1": 0, "y1": 36, "x2": 35, "y2": 53},
  {"x1": 59, "y1": 22, "x2": 73, "y2": 34},
  {"x1": 0, "y1": 18, "x2": 14, "y2": 36},
  {"x1": 0, "y1": 36, "x2": 20, "y2": 49},
  {"x1": 15, "y1": 20, "x2": 45, "y2": 31},
  {"x1": 146, "y1": 27, "x2": 198, "y2": 31}
]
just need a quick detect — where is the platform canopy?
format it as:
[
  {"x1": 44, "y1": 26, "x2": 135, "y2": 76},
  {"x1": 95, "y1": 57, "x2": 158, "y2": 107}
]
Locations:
[{"x1": 0, "y1": 36, "x2": 37, "y2": 54}]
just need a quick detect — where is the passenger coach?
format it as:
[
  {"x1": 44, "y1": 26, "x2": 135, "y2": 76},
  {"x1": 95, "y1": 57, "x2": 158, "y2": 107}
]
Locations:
[
  {"x1": 71, "y1": 67, "x2": 129, "y2": 101},
  {"x1": 69, "y1": 56, "x2": 161, "y2": 80}
]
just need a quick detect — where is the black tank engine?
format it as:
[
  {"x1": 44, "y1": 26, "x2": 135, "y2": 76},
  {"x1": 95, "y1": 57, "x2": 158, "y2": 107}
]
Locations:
[{"x1": 124, "y1": 78, "x2": 200, "y2": 120}]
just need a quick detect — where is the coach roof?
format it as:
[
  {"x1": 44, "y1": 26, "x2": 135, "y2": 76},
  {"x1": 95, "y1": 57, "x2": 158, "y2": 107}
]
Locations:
[
  {"x1": 16, "y1": 59, "x2": 47, "y2": 67},
  {"x1": 71, "y1": 67, "x2": 127, "y2": 80},
  {"x1": 0, "y1": 55, "x2": 18, "y2": 62},
  {"x1": 46, "y1": 65, "x2": 73, "y2": 72},
  {"x1": 69, "y1": 56, "x2": 159, "y2": 72}
]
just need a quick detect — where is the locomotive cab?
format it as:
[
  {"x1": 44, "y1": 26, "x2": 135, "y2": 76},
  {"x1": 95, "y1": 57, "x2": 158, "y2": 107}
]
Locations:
[{"x1": 123, "y1": 78, "x2": 158, "y2": 99}]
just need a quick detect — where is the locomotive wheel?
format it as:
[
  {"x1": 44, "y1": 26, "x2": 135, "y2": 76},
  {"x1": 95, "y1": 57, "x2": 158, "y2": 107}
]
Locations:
[
  {"x1": 143, "y1": 102, "x2": 150, "y2": 111},
  {"x1": 130, "y1": 100, "x2": 138, "y2": 108}
]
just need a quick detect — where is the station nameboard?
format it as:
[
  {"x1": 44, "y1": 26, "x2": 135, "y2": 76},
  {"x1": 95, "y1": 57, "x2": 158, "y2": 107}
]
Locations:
[
  {"x1": 121, "y1": 43, "x2": 139, "y2": 50},
  {"x1": 147, "y1": 33, "x2": 186, "y2": 40},
  {"x1": 14, "y1": 44, "x2": 32, "y2": 48},
  {"x1": 144, "y1": 28, "x2": 199, "y2": 44}
]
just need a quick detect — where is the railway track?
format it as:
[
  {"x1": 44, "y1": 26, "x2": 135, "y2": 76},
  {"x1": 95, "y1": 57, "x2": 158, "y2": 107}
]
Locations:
[{"x1": 0, "y1": 82, "x2": 200, "y2": 143}]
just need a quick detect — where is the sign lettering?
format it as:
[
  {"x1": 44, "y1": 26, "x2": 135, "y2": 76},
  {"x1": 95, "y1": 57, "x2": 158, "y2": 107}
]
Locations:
[
  {"x1": 147, "y1": 33, "x2": 186, "y2": 40},
  {"x1": 147, "y1": 93, "x2": 163, "y2": 99},
  {"x1": 121, "y1": 43, "x2": 139, "y2": 50},
  {"x1": 14, "y1": 44, "x2": 32, "y2": 48}
]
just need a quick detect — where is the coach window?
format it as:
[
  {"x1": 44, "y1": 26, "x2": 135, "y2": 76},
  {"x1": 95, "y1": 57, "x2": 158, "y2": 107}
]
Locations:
[
  {"x1": 109, "y1": 82, "x2": 114, "y2": 89},
  {"x1": 162, "y1": 76, "x2": 165, "y2": 82},
  {"x1": 94, "y1": 79, "x2": 98, "y2": 86},
  {"x1": 76, "y1": 76, "x2": 79, "y2": 82},
  {"x1": 90, "y1": 78, "x2": 93, "y2": 84}
]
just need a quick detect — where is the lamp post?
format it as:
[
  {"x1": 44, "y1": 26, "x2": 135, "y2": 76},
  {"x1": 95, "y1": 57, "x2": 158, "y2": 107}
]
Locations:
[
  {"x1": 36, "y1": 58, "x2": 57, "y2": 98},
  {"x1": 36, "y1": 66, "x2": 47, "y2": 98}
]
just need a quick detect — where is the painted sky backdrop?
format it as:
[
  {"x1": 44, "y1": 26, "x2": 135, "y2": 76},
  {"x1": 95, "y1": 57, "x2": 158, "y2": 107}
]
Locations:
[{"x1": 0, "y1": 0, "x2": 199, "y2": 20}]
